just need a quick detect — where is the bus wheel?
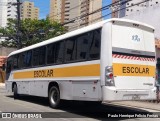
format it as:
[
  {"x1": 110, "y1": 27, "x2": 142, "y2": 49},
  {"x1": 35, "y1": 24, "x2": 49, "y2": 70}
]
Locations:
[
  {"x1": 13, "y1": 84, "x2": 19, "y2": 99},
  {"x1": 49, "y1": 86, "x2": 60, "y2": 108}
]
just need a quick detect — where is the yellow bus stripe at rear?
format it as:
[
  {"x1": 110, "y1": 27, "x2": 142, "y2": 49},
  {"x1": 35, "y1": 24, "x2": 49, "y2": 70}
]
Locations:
[
  {"x1": 113, "y1": 63, "x2": 155, "y2": 77},
  {"x1": 13, "y1": 64, "x2": 100, "y2": 79},
  {"x1": 13, "y1": 63, "x2": 155, "y2": 79}
]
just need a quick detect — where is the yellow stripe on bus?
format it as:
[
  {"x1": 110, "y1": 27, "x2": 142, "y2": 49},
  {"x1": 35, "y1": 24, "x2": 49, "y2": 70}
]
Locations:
[
  {"x1": 113, "y1": 63, "x2": 155, "y2": 77},
  {"x1": 13, "y1": 64, "x2": 100, "y2": 79},
  {"x1": 13, "y1": 63, "x2": 155, "y2": 79}
]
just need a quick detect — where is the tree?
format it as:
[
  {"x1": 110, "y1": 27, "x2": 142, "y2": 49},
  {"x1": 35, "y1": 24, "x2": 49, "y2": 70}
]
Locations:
[{"x1": 0, "y1": 18, "x2": 66, "y2": 48}]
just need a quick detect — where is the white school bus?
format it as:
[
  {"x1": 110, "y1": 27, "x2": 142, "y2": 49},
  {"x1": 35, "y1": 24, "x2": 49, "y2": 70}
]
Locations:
[{"x1": 5, "y1": 18, "x2": 156, "y2": 108}]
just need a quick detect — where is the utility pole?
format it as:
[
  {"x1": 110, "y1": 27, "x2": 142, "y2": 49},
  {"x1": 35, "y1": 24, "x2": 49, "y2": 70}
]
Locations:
[
  {"x1": 0, "y1": 1, "x2": 22, "y2": 49},
  {"x1": 16, "y1": 0, "x2": 22, "y2": 49},
  {"x1": 12, "y1": 0, "x2": 22, "y2": 49}
]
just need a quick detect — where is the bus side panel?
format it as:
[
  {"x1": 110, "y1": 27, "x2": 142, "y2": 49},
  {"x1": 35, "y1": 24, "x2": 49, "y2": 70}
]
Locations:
[
  {"x1": 5, "y1": 81, "x2": 12, "y2": 94},
  {"x1": 59, "y1": 80, "x2": 73, "y2": 100},
  {"x1": 23, "y1": 79, "x2": 101, "y2": 101},
  {"x1": 17, "y1": 81, "x2": 29, "y2": 94},
  {"x1": 29, "y1": 81, "x2": 48, "y2": 97},
  {"x1": 6, "y1": 81, "x2": 30, "y2": 95},
  {"x1": 72, "y1": 80, "x2": 101, "y2": 101},
  {"x1": 28, "y1": 80, "x2": 73, "y2": 99}
]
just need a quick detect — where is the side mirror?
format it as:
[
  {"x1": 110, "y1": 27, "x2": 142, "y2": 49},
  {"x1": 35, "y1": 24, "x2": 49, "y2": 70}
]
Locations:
[{"x1": 2, "y1": 64, "x2": 6, "y2": 71}]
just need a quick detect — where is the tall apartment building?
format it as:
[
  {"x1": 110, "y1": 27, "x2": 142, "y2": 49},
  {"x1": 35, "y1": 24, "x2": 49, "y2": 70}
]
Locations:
[
  {"x1": 7, "y1": 0, "x2": 17, "y2": 20},
  {"x1": 49, "y1": 0, "x2": 102, "y2": 31},
  {"x1": 0, "y1": 0, "x2": 40, "y2": 28},
  {"x1": 88, "y1": 0, "x2": 102, "y2": 24},
  {"x1": 21, "y1": 1, "x2": 39, "y2": 20},
  {"x1": 49, "y1": 0, "x2": 62, "y2": 22},
  {"x1": 0, "y1": 0, "x2": 7, "y2": 27},
  {"x1": 63, "y1": 0, "x2": 80, "y2": 30},
  {"x1": 0, "y1": 0, "x2": 17, "y2": 28},
  {"x1": 112, "y1": 0, "x2": 160, "y2": 18}
]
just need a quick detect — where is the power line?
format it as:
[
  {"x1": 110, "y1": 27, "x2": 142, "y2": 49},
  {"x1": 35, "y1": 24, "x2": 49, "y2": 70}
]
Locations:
[
  {"x1": 68, "y1": 0, "x2": 150, "y2": 30},
  {"x1": 48, "y1": 0, "x2": 95, "y2": 20},
  {"x1": 92, "y1": 0, "x2": 150, "y2": 23},
  {"x1": 100, "y1": 0, "x2": 150, "y2": 20},
  {"x1": 49, "y1": 0, "x2": 124, "y2": 22},
  {"x1": 61, "y1": 0, "x2": 132, "y2": 26}
]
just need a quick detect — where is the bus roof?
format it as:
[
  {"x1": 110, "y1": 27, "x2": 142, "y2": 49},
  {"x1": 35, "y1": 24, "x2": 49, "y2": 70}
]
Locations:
[{"x1": 8, "y1": 18, "x2": 154, "y2": 57}]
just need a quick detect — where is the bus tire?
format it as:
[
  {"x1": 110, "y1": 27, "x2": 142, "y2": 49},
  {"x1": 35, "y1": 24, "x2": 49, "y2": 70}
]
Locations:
[
  {"x1": 49, "y1": 86, "x2": 60, "y2": 108},
  {"x1": 13, "y1": 84, "x2": 19, "y2": 99}
]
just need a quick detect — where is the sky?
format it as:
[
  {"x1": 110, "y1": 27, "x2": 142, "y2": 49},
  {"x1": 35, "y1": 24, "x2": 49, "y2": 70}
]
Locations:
[
  {"x1": 102, "y1": 0, "x2": 112, "y2": 19},
  {"x1": 31, "y1": 0, "x2": 112, "y2": 20}
]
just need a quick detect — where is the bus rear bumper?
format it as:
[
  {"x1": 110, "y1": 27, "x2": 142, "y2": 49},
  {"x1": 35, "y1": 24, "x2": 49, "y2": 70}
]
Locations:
[{"x1": 102, "y1": 86, "x2": 157, "y2": 101}]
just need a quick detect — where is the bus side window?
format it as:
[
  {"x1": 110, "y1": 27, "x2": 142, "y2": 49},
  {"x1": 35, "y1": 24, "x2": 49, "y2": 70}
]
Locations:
[
  {"x1": 76, "y1": 33, "x2": 92, "y2": 61},
  {"x1": 23, "y1": 51, "x2": 32, "y2": 67},
  {"x1": 6, "y1": 57, "x2": 13, "y2": 74},
  {"x1": 33, "y1": 48, "x2": 39, "y2": 66},
  {"x1": 47, "y1": 41, "x2": 64, "y2": 65},
  {"x1": 65, "y1": 38, "x2": 77, "y2": 62},
  {"x1": 39, "y1": 46, "x2": 46, "y2": 65},
  {"x1": 18, "y1": 53, "x2": 23, "y2": 68},
  {"x1": 13, "y1": 55, "x2": 19, "y2": 69},
  {"x1": 55, "y1": 41, "x2": 64, "y2": 64},
  {"x1": 33, "y1": 46, "x2": 46, "y2": 66},
  {"x1": 89, "y1": 29, "x2": 101, "y2": 60},
  {"x1": 47, "y1": 43, "x2": 55, "y2": 64}
]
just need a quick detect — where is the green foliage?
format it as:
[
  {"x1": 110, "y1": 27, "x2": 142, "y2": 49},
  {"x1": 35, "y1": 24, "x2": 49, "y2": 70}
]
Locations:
[{"x1": 0, "y1": 18, "x2": 66, "y2": 48}]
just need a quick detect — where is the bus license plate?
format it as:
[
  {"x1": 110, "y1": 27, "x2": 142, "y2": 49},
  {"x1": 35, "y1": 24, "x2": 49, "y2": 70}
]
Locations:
[{"x1": 132, "y1": 95, "x2": 140, "y2": 100}]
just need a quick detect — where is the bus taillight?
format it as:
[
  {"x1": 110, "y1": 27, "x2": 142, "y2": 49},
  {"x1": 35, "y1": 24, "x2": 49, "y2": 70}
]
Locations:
[{"x1": 105, "y1": 66, "x2": 115, "y2": 86}]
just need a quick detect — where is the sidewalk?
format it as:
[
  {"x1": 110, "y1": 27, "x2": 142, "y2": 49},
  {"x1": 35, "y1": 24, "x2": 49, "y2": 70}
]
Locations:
[
  {"x1": 106, "y1": 101, "x2": 160, "y2": 111},
  {"x1": 0, "y1": 83, "x2": 5, "y2": 87}
]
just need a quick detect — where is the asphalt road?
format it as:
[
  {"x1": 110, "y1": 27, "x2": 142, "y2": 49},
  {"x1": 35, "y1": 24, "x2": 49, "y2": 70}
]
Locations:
[{"x1": 0, "y1": 86, "x2": 159, "y2": 121}]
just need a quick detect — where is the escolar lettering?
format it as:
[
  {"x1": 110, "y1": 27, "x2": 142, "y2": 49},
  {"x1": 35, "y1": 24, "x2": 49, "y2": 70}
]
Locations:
[
  {"x1": 34, "y1": 69, "x2": 54, "y2": 78},
  {"x1": 122, "y1": 67, "x2": 149, "y2": 74}
]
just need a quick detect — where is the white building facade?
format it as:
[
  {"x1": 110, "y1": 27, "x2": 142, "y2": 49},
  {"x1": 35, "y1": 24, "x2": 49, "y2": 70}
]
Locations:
[
  {"x1": 0, "y1": 0, "x2": 8, "y2": 27},
  {"x1": 0, "y1": 0, "x2": 17, "y2": 28},
  {"x1": 112, "y1": 0, "x2": 160, "y2": 18},
  {"x1": 7, "y1": 0, "x2": 17, "y2": 20}
]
